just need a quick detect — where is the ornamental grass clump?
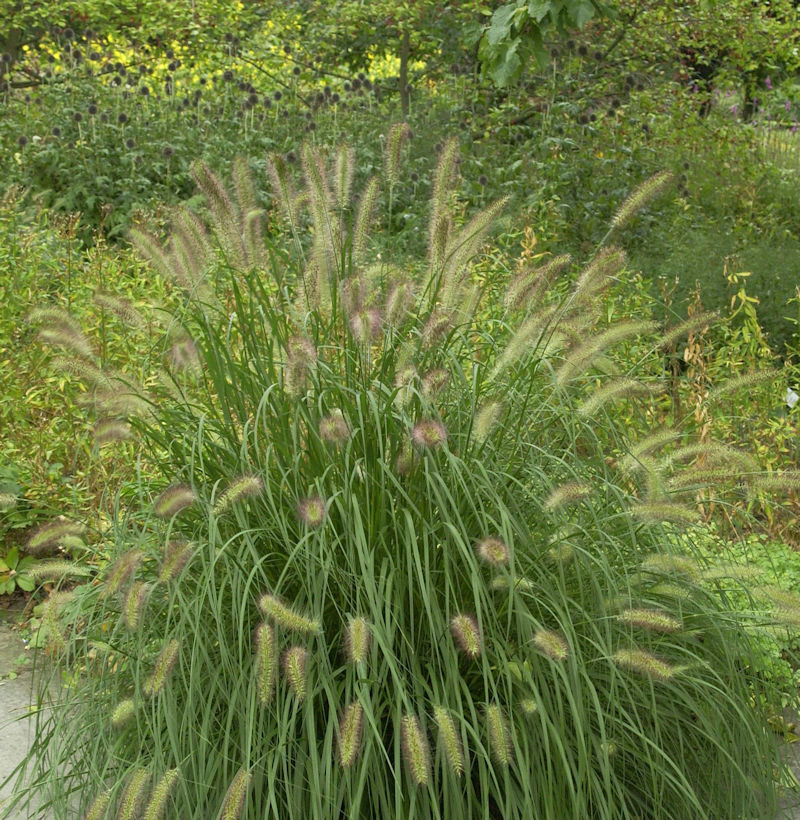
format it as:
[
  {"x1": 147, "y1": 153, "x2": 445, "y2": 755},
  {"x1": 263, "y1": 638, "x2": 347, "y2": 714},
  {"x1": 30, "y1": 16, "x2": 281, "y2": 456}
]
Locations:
[{"x1": 7, "y1": 141, "x2": 794, "y2": 820}]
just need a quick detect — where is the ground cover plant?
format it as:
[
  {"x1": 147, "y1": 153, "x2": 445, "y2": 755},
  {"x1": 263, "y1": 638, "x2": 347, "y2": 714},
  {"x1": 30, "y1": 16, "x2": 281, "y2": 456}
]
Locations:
[{"x1": 5, "y1": 138, "x2": 799, "y2": 819}]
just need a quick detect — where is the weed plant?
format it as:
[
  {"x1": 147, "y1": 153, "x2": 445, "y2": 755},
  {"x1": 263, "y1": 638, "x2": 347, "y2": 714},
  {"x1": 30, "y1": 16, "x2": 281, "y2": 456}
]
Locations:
[{"x1": 4, "y1": 140, "x2": 794, "y2": 819}]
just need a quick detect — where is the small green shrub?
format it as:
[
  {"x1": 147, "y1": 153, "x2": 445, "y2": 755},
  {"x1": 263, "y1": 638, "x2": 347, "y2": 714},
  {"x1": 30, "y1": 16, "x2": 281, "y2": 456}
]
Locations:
[{"x1": 5, "y1": 142, "x2": 794, "y2": 819}]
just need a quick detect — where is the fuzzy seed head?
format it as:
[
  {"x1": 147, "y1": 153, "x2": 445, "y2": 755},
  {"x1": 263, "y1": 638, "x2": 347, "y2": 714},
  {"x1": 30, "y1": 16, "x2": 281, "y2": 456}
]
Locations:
[
  {"x1": 105, "y1": 549, "x2": 144, "y2": 596},
  {"x1": 631, "y1": 501, "x2": 700, "y2": 526},
  {"x1": 450, "y1": 614, "x2": 482, "y2": 658},
  {"x1": 384, "y1": 280, "x2": 414, "y2": 328},
  {"x1": 544, "y1": 482, "x2": 592, "y2": 510},
  {"x1": 85, "y1": 790, "x2": 112, "y2": 820},
  {"x1": 28, "y1": 560, "x2": 91, "y2": 581},
  {"x1": 111, "y1": 698, "x2": 137, "y2": 729},
  {"x1": 220, "y1": 768, "x2": 250, "y2": 820},
  {"x1": 433, "y1": 707, "x2": 464, "y2": 776},
  {"x1": 118, "y1": 768, "x2": 150, "y2": 820},
  {"x1": 578, "y1": 378, "x2": 656, "y2": 417},
  {"x1": 27, "y1": 519, "x2": 85, "y2": 555},
  {"x1": 412, "y1": 419, "x2": 447, "y2": 449},
  {"x1": 94, "y1": 291, "x2": 145, "y2": 329},
  {"x1": 520, "y1": 699, "x2": 538, "y2": 715},
  {"x1": 640, "y1": 553, "x2": 700, "y2": 578},
  {"x1": 486, "y1": 705, "x2": 512, "y2": 766},
  {"x1": 143, "y1": 639, "x2": 180, "y2": 697},
  {"x1": 123, "y1": 581, "x2": 150, "y2": 630},
  {"x1": 168, "y1": 336, "x2": 201, "y2": 373},
  {"x1": 384, "y1": 122, "x2": 412, "y2": 186},
  {"x1": 611, "y1": 171, "x2": 673, "y2": 231},
  {"x1": 94, "y1": 418, "x2": 132, "y2": 445},
  {"x1": 476, "y1": 536, "x2": 509, "y2": 567},
  {"x1": 349, "y1": 308, "x2": 383, "y2": 343},
  {"x1": 422, "y1": 310, "x2": 451, "y2": 347},
  {"x1": 0, "y1": 493, "x2": 16, "y2": 511},
  {"x1": 214, "y1": 474, "x2": 263, "y2": 514},
  {"x1": 401, "y1": 714, "x2": 431, "y2": 786},
  {"x1": 297, "y1": 494, "x2": 327, "y2": 528},
  {"x1": 345, "y1": 616, "x2": 371, "y2": 665},
  {"x1": 338, "y1": 701, "x2": 364, "y2": 769},
  {"x1": 259, "y1": 594, "x2": 320, "y2": 634},
  {"x1": 282, "y1": 646, "x2": 308, "y2": 702},
  {"x1": 473, "y1": 401, "x2": 503, "y2": 444},
  {"x1": 319, "y1": 410, "x2": 350, "y2": 444},
  {"x1": 533, "y1": 628, "x2": 569, "y2": 661},
  {"x1": 143, "y1": 769, "x2": 179, "y2": 820},
  {"x1": 154, "y1": 484, "x2": 196, "y2": 518},
  {"x1": 616, "y1": 608, "x2": 682, "y2": 633},
  {"x1": 421, "y1": 368, "x2": 450, "y2": 399},
  {"x1": 395, "y1": 443, "x2": 416, "y2": 475},
  {"x1": 158, "y1": 540, "x2": 194, "y2": 583},
  {"x1": 612, "y1": 648, "x2": 680, "y2": 682},
  {"x1": 255, "y1": 622, "x2": 276, "y2": 705}
]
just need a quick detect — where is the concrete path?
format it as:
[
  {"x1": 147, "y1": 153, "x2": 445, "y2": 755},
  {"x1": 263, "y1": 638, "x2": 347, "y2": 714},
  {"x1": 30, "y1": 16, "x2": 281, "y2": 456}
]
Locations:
[{"x1": 0, "y1": 615, "x2": 44, "y2": 820}]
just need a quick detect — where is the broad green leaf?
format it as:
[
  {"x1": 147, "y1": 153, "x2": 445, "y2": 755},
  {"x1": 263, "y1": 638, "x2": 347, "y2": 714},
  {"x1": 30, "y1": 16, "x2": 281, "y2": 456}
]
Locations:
[
  {"x1": 527, "y1": 0, "x2": 554, "y2": 23},
  {"x1": 17, "y1": 577, "x2": 35, "y2": 592},
  {"x1": 6, "y1": 547, "x2": 18, "y2": 570}
]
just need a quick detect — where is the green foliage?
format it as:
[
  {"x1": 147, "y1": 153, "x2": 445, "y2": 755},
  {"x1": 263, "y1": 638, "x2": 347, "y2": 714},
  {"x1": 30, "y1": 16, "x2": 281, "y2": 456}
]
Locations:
[
  {"x1": 5, "y1": 146, "x2": 792, "y2": 819},
  {"x1": 479, "y1": 0, "x2": 609, "y2": 85},
  {"x1": 0, "y1": 547, "x2": 36, "y2": 595}
]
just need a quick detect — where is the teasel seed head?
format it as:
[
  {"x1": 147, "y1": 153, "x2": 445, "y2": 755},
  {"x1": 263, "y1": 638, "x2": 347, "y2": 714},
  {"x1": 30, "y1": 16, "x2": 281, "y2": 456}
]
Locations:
[
  {"x1": 123, "y1": 581, "x2": 150, "y2": 630},
  {"x1": 433, "y1": 706, "x2": 464, "y2": 776},
  {"x1": 411, "y1": 419, "x2": 447, "y2": 449},
  {"x1": 94, "y1": 418, "x2": 132, "y2": 445},
  {"x1": 345, "y1": 616, "x2": 371, "y2": 665},
  {"x1": 543, "y1": 482, "x2": 592, "y2": 510},
  {"x1": 616, "y1": 608, "x2": 681, "y2": 634},
  {"x1": 153, "y1": 484, "x2": 196, "y2": 519},
  {"x1": 319, "y1": 410, "x2": 350, "y2": 444},
  {"x1": 338, "y1": 701, "x2": 364, "y2": 769},
  {"x1": 111, "y1": 698, "x2": 137, "y2": 729},
  {"x1": 26, "y1": 519, "x2": 85, "y2": 555},
  {"x1": 282, "y1": 646, "x2": 309, "y2": 702},
  {"x1": 255, "y1": 622, "x2": 276, "y2": 705},
  {"x1": 143, "y1": 769, "x2": 179, "y2": 820},
  {"x1": 84, "y1": 789, "x2": 112, "y2": 820},
  {"x1": 297, "y1": 494, "x2": 327, "y2": 528},
  {"x1": 401, "y1": 714, "x2": 431, "y2": 786},
  {"x1": 214, "y1": 474, "x2": 263, "y2": 515},
  {"x1": 105, "y1": 549, "x2": 144, "y2": 596},
  {"x1": 472, "y1": 401, "x2": 503, "y2": 444},
  {"x1": 158, "y1": 540, "x2": 195, "y2": 583},
  {"x1": 533, "y1": 628, "x2": 569, "y2": 661},
  {"x1": 259, "y1": 593, "x2": 320, "y2": 634},
  {"x1": 219, "y1": 768, "x2": 250, "y2": 820},
  {"x1": 450, "y1": 613, "x2": 482, "y2": 658},
  {"x1": 612, "y1": 647, "x2": 682, "y2": 682},
  {"x1": 143, "y1": 639, "x2": 180, "y2": 697},
  {"x1": 486, "y1": 704, "x2": 512, "y2": 766},
  {"x1": 610, "y1": 171, "x2": 673, "y2": 232},
  {"x1": 421, "y1": 368, "x2": 450, "y2": 399},
  {"x1": 476, "y1": 536, "x2": 509, "y2": 567},
  {"x1": 118, "y1": 768, "x2": 150, "y2": 820}
]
